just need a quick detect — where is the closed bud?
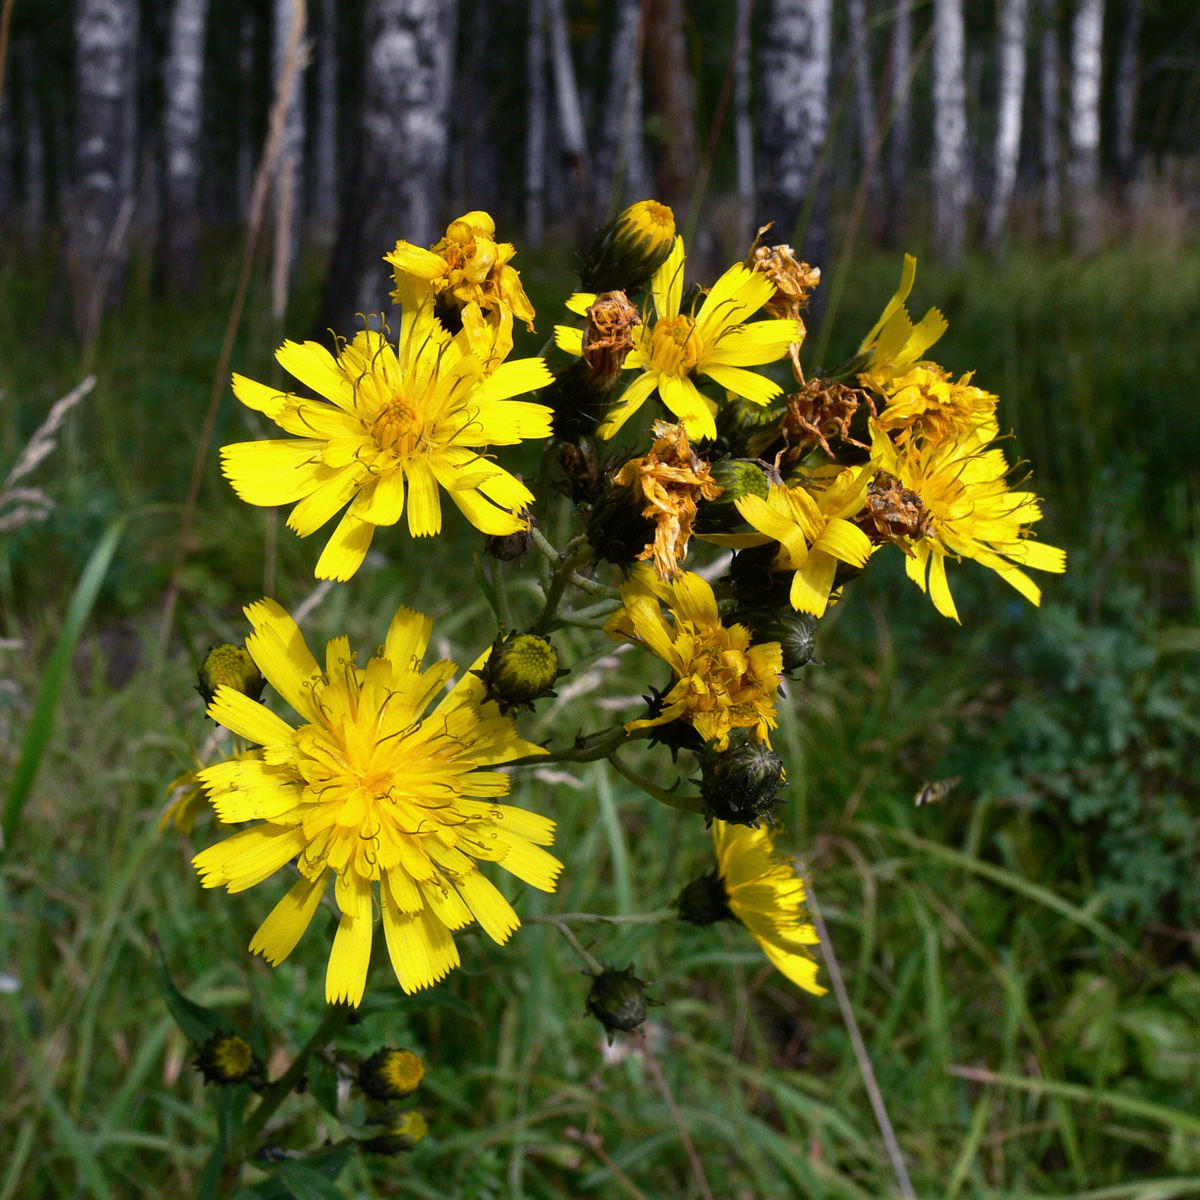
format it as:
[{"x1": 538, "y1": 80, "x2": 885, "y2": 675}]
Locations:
[
  {"x1": 698, "y1": 459, "x2": 771, "y2": 531},
  {"x1": 545, "y1": 356, "x2": 618, "y2": 441},
  {"x1": 475, "y1": 632, "x2": 562, "y2": 713},
  {"x1": 586, "y1": 963, "x2": 653, "y2": 1043},
  {"x1": 582, "y1": 291, "x2": 641, "y2": 386},
  {"x1": 485, "y1": 517, "x2": 533, "y2": 562},
  {"x1": 677, "y1": 870, "x2": 734, "y2": 926},
  {"x1": 586, "y1": 482, "x2": 656, "y2": 568},
  {"x1": 728, "y1": 544, "x2": 793, "y2": 610},
  {"x1": 195, "y1": 1032, "x2": 263, "y2": 1087},
  {"x1": 579, "y1": 200, "x2": 676, "y2": 293},
  {"x1": 359, "y1": 1048, "x2": 425, "y2": 1100},
  {"x1": 197, "y1": 645, "x2": 264, "y2": 708},
  {"x1": 362, "y1": 1111, "x2": 428, "y2": 1155},
  {"x1": 640, "y1": 685, "x2": 706, "y2": 761},
  {"x1": 700, "y1": 742, "x2": 786, "y2": 828},
  {"x1": 730, "y1": 609, "x2": 817, "y2": 674}
]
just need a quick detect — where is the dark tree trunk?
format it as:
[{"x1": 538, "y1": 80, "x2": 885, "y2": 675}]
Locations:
[{"x1": 644, "y1": 0, "x2": 700, "y2": 224}]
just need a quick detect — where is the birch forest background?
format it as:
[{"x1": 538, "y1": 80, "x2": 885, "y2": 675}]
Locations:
[{"x1": 4, "y1": 1, "x2": 1200, "y2": 1198}]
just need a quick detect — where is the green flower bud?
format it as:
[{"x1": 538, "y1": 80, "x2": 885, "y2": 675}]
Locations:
[
  {"x1": 579, "y1": 200, "x2": 676, "y2": 294},
  {"x1": 700, "y1": 742, "x2": 786, "y2": 829},
  {"x1": 475, "y1": 631, "x2": 562, "y2": 713},
  {"x1": 586, "y1": 963, "x2": 653, "y2": 1044},
  {"x1": 730, "y1": 609, "x2": 818, "y2": 674},
  {"x1": 585, "y1": 483, "x2": 656, "y2": 568},
  {"x1": 640, "y1": 685, "x2": 705, "y2": 762},
  {"x1": 546, "y1": 356, "x2": 619, "y2": 441},
  {"x1": 197, "y1": 645, "x2": 264, "y2": 708},
  {"x1": 195, "y1": 1032, "x2": 262, "y2": 1087},
  {"x1": 362, "y1": 1111, "x2": 428, "y2": 1155},
  {"x1": 697, "y1": 459, "x2": 771, "y2": 531},
  {"x1": 727, "y1": 544, "x2": 793, "y2": 610},
  {"x1": 677, "y1": 870, "x2": 734, "y2": 926},
  {"x1": 358, "y1": 1048, "x2": 425, "y2": 1100}
]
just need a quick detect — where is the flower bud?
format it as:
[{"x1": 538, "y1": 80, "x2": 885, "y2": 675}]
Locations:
[
  {"x1": 585, "y1": 482, "x2": 656, "y2": 568},
  {"x1": 579, "y1": 200, "x2": 676, "y2": 294},
  {"x1": 729, "y1": 610, "x2": 817, "y2": 674},
  {"x1": 700, "y1": 742, "x2": 786, "y2": 828},
  {"x1": 358, "y1": 1048, "x2": 425, "y2": 1100},
  {"x1": 475, "y1": 632, "x2": 562, "y2": 713},
  {"x1": 697, "y1": 459, "x2": 771, "y2": 531},
  {"x1": 362, "y1": 1111, "x2": 429, "y2": 1155},
  {"x1": 727, "y1": 544, "x2": 793, "y2": 610},
  {"x1": 677, "y1": 870, "x2": 734, "y2": 926},
  {"x1": 195, "y1": 1032, "x2": 262, "y2": 1087},
  {"x1": 545, "y1": 356, "x2": 619, "y2": 441},
  {"x1": 582, "y1": 291, "x2": 641, "y2": 386},
  {"x1": 585, "y1": 963, "x2": 653, "y2": 1044},
  {"x1": 640, "y1": 685, "x2": 706, "y2": 761},
  {"x1": 197, "y1": 645, "x2": 265, "y2": 708}
]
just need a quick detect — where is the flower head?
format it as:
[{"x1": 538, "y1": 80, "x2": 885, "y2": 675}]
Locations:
[
  {"x1": 192, "y1": 600, "x2": 562, "y2": 1006},
  {"x1": 870, "y1": 423, "x2": 1066, "y2": 622},
  {"x1": 359, "y1": 1048, "x2": 425, "y2": 1100},
  {"x1": 195, "y1": 1032, "x2": 264, "y2": 1086},
  {"x1": 197, "y1": 645, "x2": 264, "y2": 708},
  {"x1": 604, "y1": 567, "x2": 782, "y2": 751},
  {"x1": 876, "y1": 364, "x2": 997, "y2": 447},
  {"x1": 710, "y1": 820, "x2": 825, "y2": 994},
  {"x1": 579, "y1": 199, "x2": 677, "y2": 294},
  {"x1": 556, "y1": 238, "x2": 799, "y2": 442},
  {"x1": 386, "y1": 210, "x2": 536, "y2": 331},
  {"x1": 585, "y1": 963, "x2": 654, "y2": 1042},
  {"x1": 221, "y1": 302, "x2": 552, "y2": 580},
  {"x1": 614, "y1": 419, "x2": 723, "y2": 580}
]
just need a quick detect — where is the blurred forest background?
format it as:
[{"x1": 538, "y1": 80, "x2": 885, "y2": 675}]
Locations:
[{"x1": 3, "y1": 0, "x2": 1200, "y2": 1198}]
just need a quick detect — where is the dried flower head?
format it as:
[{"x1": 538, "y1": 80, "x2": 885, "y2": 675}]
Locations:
[
  {"x1": 581, "y1": 291, "x2": 641, "y2": 385},
  {"x1": 855, "y1": 470, "x2": 936, "y2": 550},
  {"x1": 778, "y1": 380, "x2": 871, "y2": 461},
  {"x1": 614, "y1": 419, "x2": 723, "y2": 579},
  {"x1": 747, "y1": 226, "x2": 821, "y2": 380}
]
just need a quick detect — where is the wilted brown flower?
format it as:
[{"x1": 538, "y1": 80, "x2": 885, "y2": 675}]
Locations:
[
  {"x1": 582, "y1": 291, "x2": 641, "y2": 385},
  {"x1": 747, "y1": 225, "x2": 821, "y2": 380},
  {"x1": 778, "y1": 380, "x2": 872, "y2": 461},
  {"x1": 855, "y1": 470, "x2": 935, "y2": 550},
  {"x1": 614, "y1": 419, "x2": 723, "y2": 580}
]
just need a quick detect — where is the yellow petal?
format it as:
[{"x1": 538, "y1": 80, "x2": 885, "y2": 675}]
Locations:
[
  {"x1": 475, "y1": 357, "x2": 553, "y2": 403},
  {"x1": 445, "y1": 486, "x2": 525, "y2": 536},
  {"x1": 554, "y1": 325, "x2": 584, "y2": 356},
  {"x1": 659, "y1": 374, "x2": 717, "y2": 441},
  {"x1": 405, "y1": 461, "x2": 442, "y2": 537},
  {"x1": 275, "y1": 340, "x2": 355, "y2": 410},
  {"x1": 789, "y1": 553, "x2": 838, "y2": 617},
  {"x1": 455, "y1": 870, "x2": 520, "y2": 945},
  {"x1": 192, "y1": 824, "x2": 306, "y2": 892},
  {"x1": 496, "y1": 836, "x2": 562, "y2": 892},
  {"x1": 243, "y1": 599, "x2": 322, "y2": 722},
  {"x1": 206, "y1": 687, "x2": 296, "y2": 746},
  {"x1": 250, "y1": 871, "x2": 329, "y2": 965},
  {"x1": 384, "y1": 606, "x2": 433, "y2": 672},
  {"x1": 221, "y1": 439, "x2": 329, "y2": 507},
  {"x1": 315, "y1": 511, "x2": 375, "y2": 581},
  {"x1": 651, "y1": 237, "x2": 685, "y2": 320},
  {"x1": 286, "y1": 466, "x2": 362, "y2": 537},
  {"x1": 231, "y1": 373, "x2": 289, "y2": 418},
  {"x1": 566, "y1": 292, "x2": 598, "y2": 316},
  {"x1": 597, "y1": 371, "x2": 661, "y2": 439},
  {"x1": 326, "y1": 872, "x2": 374, "y2": 1006},
  {"x1": 927, "y1": 549, "x2": 961, "y2": 622},
  {"x1": 702, "y1": 363, "x2": 783, "y2": 406}
]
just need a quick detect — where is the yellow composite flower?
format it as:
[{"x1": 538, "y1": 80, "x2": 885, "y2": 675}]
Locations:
[
  {"x1": 720, "y1": 469, "x2": 877, "y2": 618},
  {"x1": 870, "y1": 422, "x2": 1067, "y2": 622},
  {"x1": 875, "y1": 363, "x2": 998, "y2": 448},
  {"x1": 713, "y1": 820, "x2": 825, "y2": 995},
  {"x1": 554, "y1": 237, "x2": 799, "y2": 442},
  {"x1": 192, "y1": 600, "x2": 561, "y2": 1006},
  {"x1": 221, "y1": 300, "x2": 552, "y2": 581},
  {"x1": 386, "y1": 210, "x2": 536, "y2": 331},
  {"x1": 857, "y1": 254, "x2": 948, "y2": 391},
  {"x1": 604, "y1": 566, "x2": 782, "y2": 751}
]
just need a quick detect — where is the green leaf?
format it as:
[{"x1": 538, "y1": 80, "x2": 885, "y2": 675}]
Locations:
[
  {"x1": 216, "y1": 1084, "x2": 251, "y2": 1150},
  {"x1": 472, "y1": 551, "x2": 500, "y2": 624},
  {"x1": 151, "y1": 948, "x2": 226, "y2": 1043},
  {"x1": 1, "y1": 517, "x2": 126, "y2": 856},
  {"x1": 307, "y1": 1056, "x2": 340, "y2": 1119},
  {"x1": 196, "y1": 1144, "x2": 225, "y2": 1200}
]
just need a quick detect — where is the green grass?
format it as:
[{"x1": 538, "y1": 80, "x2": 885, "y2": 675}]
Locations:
[{"x1": 2, "y1": 233, "x2": 1200, "y2": 1198}]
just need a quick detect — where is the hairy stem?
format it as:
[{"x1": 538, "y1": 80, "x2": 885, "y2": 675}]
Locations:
[{"x1": 608, "y1": 753, "x2": 705, "y2": 815}]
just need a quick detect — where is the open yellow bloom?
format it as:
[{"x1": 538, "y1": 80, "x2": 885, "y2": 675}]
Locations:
[
  {"x1": 193, "y1": 600, "x2": 560, "y2": 1006},
  {"x1": 725, "y1": 469, "x2": 876, "y2": 618},
  {"x1": 604, "y1": 566, "x2": 782, "y2": 750},
  {"x1": 870, "y1": 423, "x2": 1066, "y2": 622},
  {"x1": 713, "y1": 820, "x2": 825, "y2": 995},
  {"x1": 386, "y1": 210, "x2": 536, "y2": 331},
  {"x1": 876, "y1": 363, "x2": 998, "y2": 447},
  {"x1": 857, "y1": 254, "x2": 948, "y2": 391},
  {"x1": 555, "y1": 237, "x2": 798, "y2": 442},
  {"x1": 221, "y1": 299, "x2": 552, "y2": 580}
]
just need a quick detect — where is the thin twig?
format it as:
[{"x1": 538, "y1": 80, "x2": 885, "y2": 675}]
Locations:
[
  {"x1": 607, "y1": 752, "x2": 705, "y2": 815},
  {"x1": 525, "y1": 909, "x2": 675, "y2": 928},
  {"x1": 635, "y1": 1030, "x2": 714, "y2": 1200},
  {"x1": 157, "y1": 0, "x2": 309, "y2": 667},
  {"x1": 546, "y1": 918, "x2": 603, "y2": 974},
  {"x1": 798, "y1": 862, "x2": 917, "y2": 1200}
]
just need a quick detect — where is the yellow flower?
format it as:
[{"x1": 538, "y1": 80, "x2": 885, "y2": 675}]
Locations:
[
  {"x1": 604, "y1": 566, "x2": 782, "y2": 750},
  {"x1": 162, "y1": 749, "x2": 261, "y2": 834},
  {"x1": 192, "y1": 600, "x2": 561, "y2": 1006},
  {"x1": 386, "y1": 210, "x2": 536, "y2": 331},
  {"x1": 713, "y1": 820, "x2": 825, "y2": 995},
  {"x1": 857, "y1": 254, "x2": 948, "y2": 391},
  {"x1": 876, "y1": 364, "x2": 998, "y2": 447},
  {"x1": 870, "y1": 422, "x2": 1066, "y2": 622},
  {"x1": 724, "y1": 469, "x2": 877, "y2": 618},
  {"x1": 555, "y1": 237, "x2": 799, "y2": 442},
  {"x1": 221, "y1": 300, "x2": 552, "y2": 580}
]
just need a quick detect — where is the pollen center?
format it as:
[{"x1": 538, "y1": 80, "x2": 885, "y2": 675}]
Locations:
[
  {"x1": 649, "y1": 315, "x2": 702, "y2": 375},
  {"x1": 371, "y1": 394, "x2": 428, "y2": 461}
]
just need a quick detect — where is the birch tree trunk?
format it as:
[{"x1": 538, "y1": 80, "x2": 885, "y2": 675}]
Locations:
[
  {"x1": 848, "y1": 0, "x2": 877, "y2": 176},
  {"x1": 546, "y1": 0, "x2": 588, "y2": 196},
  {"x1": 20, "y1": 38, "x2": 46, "y2": 236},
  {"x1": 645, "y1": 0, "x2": 700, "y2": 222},
  {"x1": 312, "y1": 0, "x2": 339, "y2": 237},
  {"x1": 986, "y1": 0, "x2": 1030, "y2": 244},
  {"x1": 757, "y1": 0, "x2": 832, "y2": 262},
  {"x1": 1039, "y1": 0, "x2": 1062, "y2": 239},
  {"x1": 1113, "y1": 0, "x2": 1142, "y2": 184},
  {"x1": 932, "y1": 0, "x2": 968, "y2": 258},
  {"x1": 733, "y1": 0, "x2": 755, "y2": 247},
  {"x1": 1068, "y1": 0, "x2": 1104, "y2": 242},
  {"x1": 162, "y1": 0, "x2": 210, "y2": 292},
  {"x1": 236, "y1": 11, "x2": 255, "y2": 219},
  {"x1": 596, "y1": 0, "x2": 649, "y2": 215},
  {"x1": 884, "y1": 0, "x2": 913, "y2": 244},
  {"x1": 525, "y1": 0, "x2": 547, "y2": 245},
  {"x1": 272, "y1": 0, "x2": 308, "y2": 316},
  {"x1": 70, "y1": 0, "x2": 140, "y2": 330},
  {"x1": 317, "y1": 0, "x2": 458, "y2": 329}
]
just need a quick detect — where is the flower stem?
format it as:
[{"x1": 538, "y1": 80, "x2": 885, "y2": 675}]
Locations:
[
  {"x1": 607, "y1": 753, "x2": 705, "y2": 815},
  {"x1": 526, "y1": 908, "x2": 675, "y2": 927}
]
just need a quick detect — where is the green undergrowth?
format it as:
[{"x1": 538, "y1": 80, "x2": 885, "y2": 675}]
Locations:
[{"x1": 2, "y1": 235, "x2": 1199, "y2": 1197}]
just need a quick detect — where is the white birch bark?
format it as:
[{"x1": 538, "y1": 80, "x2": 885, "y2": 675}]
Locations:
[
  {"x1": 933, "y1": 0, "x2": 968, "y2": 257},
  {"x1": 1039, "y1": 0, "x2": 1062, "y2": 238},
  {"x1": 71, "y1": 0, "x2": 140, "y2": 323},
  {"x1": 757, "y1": 0, "x2": 832, "y2": 252},
  {"x1": 848, "y1": 0, "x2": 877, "y2": 172},
  {"x1": 1068, "y1": 0, "x2": 1104, "y2": 234},
  {"x1": 734, "y1": 0, "x2": 755, "y2": 244},
  {"x1": 1113, "y1": 0, "x2": 1142, "y2": 180},
  {"x1": 596, "y1": 0, "x2": 649, "y2": 213},
  {"x1": 546, "y1": 0, "x2": 588, "y2": 177},
  {"x1": 163, "y1": 0, "x2": 210, "y2": 289},
  {"x1": 20, "y1": 38, "x2": 45, "y2": 235},
  {"x1": 986, "y1": 0, "x2": 1030, "y2": 243},
  {"x1": 272, "y1": 0, "x2": 308, "y2": 312},
  {"x1": 526, "y1": 0, "x2": 547, "y2": 244},
  {"x1": 312, "y1": 0, "x2": 339, "y2": 235}
]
